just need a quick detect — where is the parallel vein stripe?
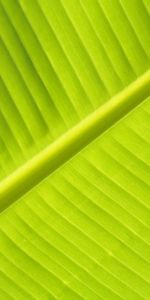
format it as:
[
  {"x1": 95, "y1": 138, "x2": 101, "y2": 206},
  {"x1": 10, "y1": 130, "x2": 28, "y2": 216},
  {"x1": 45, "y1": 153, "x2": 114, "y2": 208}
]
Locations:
[
  {"x1": 69, "y1": 163, "x2": 150, "y2": 236},
  {"x1": 96, "y1": 0, "x2": 136, "y2": 77},
  {"x1": 58, "y1": 172, "x2": 150, "y2": 262},
  {"x1": 15, "y1": 203, "x2": 137, "y2": 300},
  {"x1": 18, "y1": 0, "x2": 95, "y2": 117},
  {"x1": 0, "y1": 258, "x2": 39, "y2": 300},
  {"x1": 25, "y1": 201, "x2": 148, "y2": 300},
  {"x1": 0, "y1": 70, "x2": 150, "y2": 212},
  {"x1": 37, "y1": 190, "x2": 150, "y2": 288},
  {"x1": 1, "y1": 1, "x2": 79, "y2": 128},
  {"x1": 0, "y1": 227, "x2": 103, "y2": 300},
  {"x1": 9, "y1": 213, "x2": 124, "y2": 300},
  {"x1": 0, "y1": 6, "x2": 67, "y2": 134}
]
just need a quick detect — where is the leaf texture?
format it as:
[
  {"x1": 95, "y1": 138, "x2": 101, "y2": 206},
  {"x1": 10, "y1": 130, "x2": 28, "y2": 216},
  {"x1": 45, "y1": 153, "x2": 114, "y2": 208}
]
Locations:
[{"x1": 0, "y1": 0, "x2": 150, "y2": 299}]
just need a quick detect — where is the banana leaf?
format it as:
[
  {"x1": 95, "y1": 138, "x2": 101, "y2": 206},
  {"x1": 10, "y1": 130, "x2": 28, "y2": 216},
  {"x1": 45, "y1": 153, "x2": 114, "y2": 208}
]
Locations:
[{"x1": 0, "y1": 0, "x2": 150, "y2": 299}]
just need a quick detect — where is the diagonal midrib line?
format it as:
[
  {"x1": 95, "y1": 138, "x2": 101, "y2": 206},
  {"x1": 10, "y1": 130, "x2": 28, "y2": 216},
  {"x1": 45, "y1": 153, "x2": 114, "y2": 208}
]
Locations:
[{"x1": 0, "y1": 70, "x2": 150, "y2": 213}]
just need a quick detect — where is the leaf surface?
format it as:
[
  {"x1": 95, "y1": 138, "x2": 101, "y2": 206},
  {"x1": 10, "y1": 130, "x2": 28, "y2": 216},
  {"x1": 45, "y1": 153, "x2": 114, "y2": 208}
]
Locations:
[{"x1": 0, "y1": 0, "x2": 150, "y2": 299}]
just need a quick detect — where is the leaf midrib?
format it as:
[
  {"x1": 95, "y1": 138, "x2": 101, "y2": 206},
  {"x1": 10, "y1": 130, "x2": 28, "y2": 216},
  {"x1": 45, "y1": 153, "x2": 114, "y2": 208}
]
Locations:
[{"x1": 0, "y1": 70, "x2": 150, "y2": 213}]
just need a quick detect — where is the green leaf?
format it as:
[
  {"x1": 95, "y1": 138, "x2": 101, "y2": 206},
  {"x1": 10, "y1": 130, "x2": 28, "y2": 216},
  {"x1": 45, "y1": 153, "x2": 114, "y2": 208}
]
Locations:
[{"x1": 0, "y1": 0, "x2": 150, "y2": 299}]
